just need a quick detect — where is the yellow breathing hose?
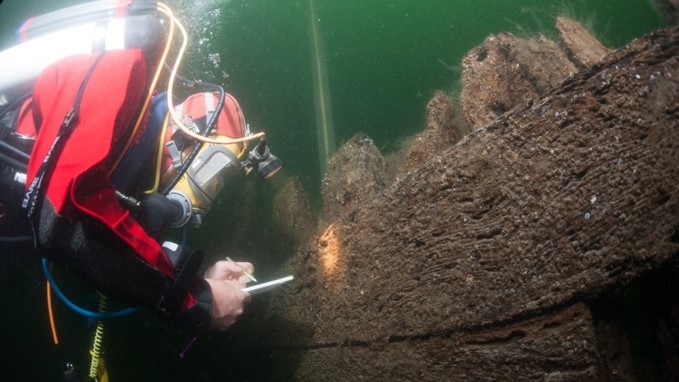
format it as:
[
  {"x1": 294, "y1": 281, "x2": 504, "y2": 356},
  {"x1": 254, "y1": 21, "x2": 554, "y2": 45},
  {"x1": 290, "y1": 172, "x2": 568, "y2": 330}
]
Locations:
[
  {"x1": 108, "y1": 2, "x2": 176, "y2": 175},
  {"x1": 157, "y1": 2, "x2": 265, "y2": 146},
  {"x1": 135, "y1": 2, "x2": 262, "y2": 196}
]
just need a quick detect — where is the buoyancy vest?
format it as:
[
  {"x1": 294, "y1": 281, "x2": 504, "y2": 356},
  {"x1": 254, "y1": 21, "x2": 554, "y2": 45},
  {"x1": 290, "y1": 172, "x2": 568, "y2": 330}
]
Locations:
[
  {"x1": 14, "y1": 50, "x2": 211, "y2": 330},
  {"x1": 21, "y1": 49, "x2": 177, "y2": 279}
]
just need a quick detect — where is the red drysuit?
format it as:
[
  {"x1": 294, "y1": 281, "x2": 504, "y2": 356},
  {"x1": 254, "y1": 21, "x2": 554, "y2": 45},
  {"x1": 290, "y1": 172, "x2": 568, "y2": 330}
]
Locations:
[{"x1": 20, "y1": 49, "x2": 210, "y2": 331}]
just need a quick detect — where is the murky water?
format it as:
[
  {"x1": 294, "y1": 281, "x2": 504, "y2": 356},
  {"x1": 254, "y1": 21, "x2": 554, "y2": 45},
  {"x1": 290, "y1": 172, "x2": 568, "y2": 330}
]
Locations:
[{"x1": 0, "y1": 0, "x2": 666, "y2": 380}]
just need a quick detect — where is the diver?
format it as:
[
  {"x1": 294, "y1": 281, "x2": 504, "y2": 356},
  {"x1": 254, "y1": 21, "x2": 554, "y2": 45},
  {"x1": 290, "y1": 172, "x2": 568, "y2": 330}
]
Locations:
[
  {"x1": 0, "y1": 47, "x2": 280, "y2": 331},
  {"x1": 0, "y1": 2, "x2": 284, "y2": 369}
]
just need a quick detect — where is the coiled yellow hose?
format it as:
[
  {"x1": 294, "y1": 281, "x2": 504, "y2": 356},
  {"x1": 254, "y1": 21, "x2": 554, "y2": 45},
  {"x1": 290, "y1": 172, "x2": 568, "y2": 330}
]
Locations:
[{"x1": 88, "y1": 293, "x2": 107, "y2": 381}]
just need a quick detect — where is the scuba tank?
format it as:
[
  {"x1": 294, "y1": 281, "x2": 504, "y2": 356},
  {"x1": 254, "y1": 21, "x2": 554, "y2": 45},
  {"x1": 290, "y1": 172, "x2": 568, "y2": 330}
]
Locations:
[{"x1": 0, "y1": 0, "x2": 164, "y2": 107}]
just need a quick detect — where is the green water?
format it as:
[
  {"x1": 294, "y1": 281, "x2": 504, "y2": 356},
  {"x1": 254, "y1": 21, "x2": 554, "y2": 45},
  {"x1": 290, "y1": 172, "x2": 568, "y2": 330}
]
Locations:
[
  {"x1": 170, "y1": 0, "x2": 665, "y2": 212},
  {"x1": 0, "y1": 0, "x2": 666, "y2": 380},
  {"x1": 178, "y1": 0, "x2": 663, "y2": 203},
  {"x1": 0, "y1": 0, "x2": 665, "y2": 210},
  {"x1": 308, "y1": 0, "x2": 336, "y2": 176}
]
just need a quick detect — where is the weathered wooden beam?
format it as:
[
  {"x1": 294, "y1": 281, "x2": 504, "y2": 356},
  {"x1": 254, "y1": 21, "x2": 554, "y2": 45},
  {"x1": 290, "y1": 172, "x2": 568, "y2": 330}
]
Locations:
[
  {"x1": 284, "y1": 304, "x2": 597, "y2": 382},
  {"x1": 274, "y1": 26, "x2": 678, "y2": 346},
  {"x1": 257, "y1": 26, "x2": 679, "y2": 381}
]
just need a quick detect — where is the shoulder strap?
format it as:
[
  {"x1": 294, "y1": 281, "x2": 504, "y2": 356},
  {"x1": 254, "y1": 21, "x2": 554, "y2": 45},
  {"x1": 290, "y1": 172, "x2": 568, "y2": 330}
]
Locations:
[{"x1": 21, "y1": 52, "x2": 106, "y2": 219}]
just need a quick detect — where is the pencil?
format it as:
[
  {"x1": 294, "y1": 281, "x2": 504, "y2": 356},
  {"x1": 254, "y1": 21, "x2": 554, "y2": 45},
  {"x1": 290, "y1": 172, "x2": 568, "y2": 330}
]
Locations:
[{"x1": 225, "y1": 257, "x2": 257, "y2": 282}]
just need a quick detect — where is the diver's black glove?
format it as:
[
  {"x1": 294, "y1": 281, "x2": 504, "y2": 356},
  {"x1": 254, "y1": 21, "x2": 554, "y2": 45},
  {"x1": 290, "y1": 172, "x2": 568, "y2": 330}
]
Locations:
[
  {"x1": 136, "y1": 193, "x2": 180, "y2": 234},
  {"x1": 159, "y1": 241, "x2": 212, "y2": 332}
]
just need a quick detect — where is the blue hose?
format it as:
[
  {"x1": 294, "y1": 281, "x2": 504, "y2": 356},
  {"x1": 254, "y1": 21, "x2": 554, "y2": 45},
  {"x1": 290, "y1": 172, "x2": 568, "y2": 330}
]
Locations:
[
  {"x1": 42, "y1": 258, "x2": 138, "y2": 319},
  {"x1": 0, "y1": 235, "x2": 32, "y2": 242}
]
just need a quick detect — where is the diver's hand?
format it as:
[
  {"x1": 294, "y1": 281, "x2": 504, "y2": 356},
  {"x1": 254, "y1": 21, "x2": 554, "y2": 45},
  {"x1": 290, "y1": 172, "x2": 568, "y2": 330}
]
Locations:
[
  {"x1": 204, "y1": 260, "x2": 254, "y2": 330},
  {"x1": 205, "y1": 260, "x2": 255, "y2": 285}
]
